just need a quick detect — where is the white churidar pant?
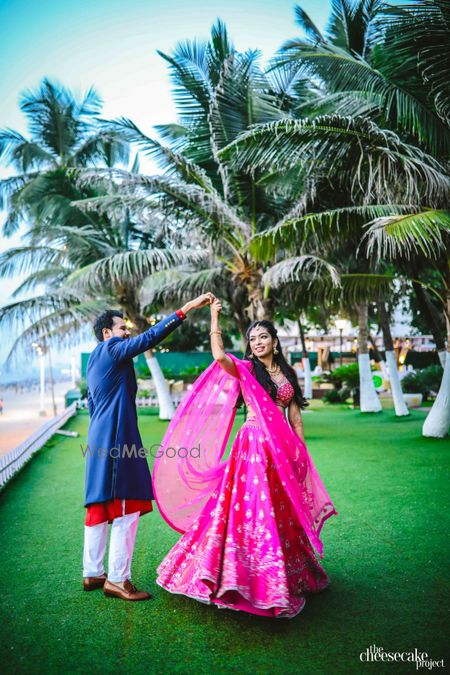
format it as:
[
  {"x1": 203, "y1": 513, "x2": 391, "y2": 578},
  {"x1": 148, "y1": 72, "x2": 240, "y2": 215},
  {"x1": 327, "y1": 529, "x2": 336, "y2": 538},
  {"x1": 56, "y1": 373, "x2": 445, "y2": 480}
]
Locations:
[{"x1": 83, "y1": 501, "x2": 140, "y2": 583}]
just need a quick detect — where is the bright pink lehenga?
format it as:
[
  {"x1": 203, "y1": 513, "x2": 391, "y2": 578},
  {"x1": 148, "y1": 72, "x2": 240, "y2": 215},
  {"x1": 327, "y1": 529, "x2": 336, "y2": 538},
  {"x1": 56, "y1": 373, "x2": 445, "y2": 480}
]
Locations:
[
  {"x1": 156, "y1": 417, "x2": 330, "y2": 618},
  {"x1": 153, "y1": 354, "x2": 338, "y2": 619}
]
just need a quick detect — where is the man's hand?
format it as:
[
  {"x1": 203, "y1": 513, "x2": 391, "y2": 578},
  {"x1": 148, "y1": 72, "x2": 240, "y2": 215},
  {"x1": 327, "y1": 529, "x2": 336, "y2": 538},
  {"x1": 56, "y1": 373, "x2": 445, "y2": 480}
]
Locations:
[{"x1": 181, "y1": 293, "x2": 215, "y2": 315}]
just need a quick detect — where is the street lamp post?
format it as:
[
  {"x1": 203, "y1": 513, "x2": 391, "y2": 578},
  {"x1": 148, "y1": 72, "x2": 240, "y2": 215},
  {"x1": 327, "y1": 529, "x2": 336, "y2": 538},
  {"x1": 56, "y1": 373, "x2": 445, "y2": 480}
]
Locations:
[
  {"x1": 335, "y1": 319, "x2": 347, "y2": 367},
  {"x1": 32, "y1": 342, "x2": 47, "y2": 417},
  {"x1": 70, "y1": 353, "x2": 77, "y2": 388}
]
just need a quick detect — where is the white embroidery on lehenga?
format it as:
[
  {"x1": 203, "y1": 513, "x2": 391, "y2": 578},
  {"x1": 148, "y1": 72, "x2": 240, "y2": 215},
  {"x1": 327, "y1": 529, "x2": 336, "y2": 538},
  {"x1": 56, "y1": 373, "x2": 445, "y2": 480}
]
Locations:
[{"x1": 156, "y1": 417, "x2": 330, "y2": 618}]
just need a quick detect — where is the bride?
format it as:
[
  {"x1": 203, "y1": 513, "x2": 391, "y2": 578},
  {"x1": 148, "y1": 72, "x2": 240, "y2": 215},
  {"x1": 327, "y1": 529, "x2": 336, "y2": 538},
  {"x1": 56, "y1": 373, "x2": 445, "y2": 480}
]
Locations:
[{"x1": 153, "y1": 298, "x2": 338, "y2": 618}]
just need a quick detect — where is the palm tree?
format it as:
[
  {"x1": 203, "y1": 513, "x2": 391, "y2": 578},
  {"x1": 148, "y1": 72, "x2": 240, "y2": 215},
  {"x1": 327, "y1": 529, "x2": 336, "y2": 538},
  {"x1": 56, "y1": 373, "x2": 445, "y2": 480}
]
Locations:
[
  {"x1": 64, "y1": 214, "x2": 207, "y2": 419},
  {"x1": 0, "y1": 78, "x2": 129, "y2": 236},
  {"x1": 263, "y1": 245, "x2": 412, "y2": 413},
  {"x1": 0, "y1": 77, "x2": 127, "y2": 362},
  {"x1": 363, "y1": 214, "x2": 449, "y2": 437},
  {"x1": 376, "y1": 299, "x2": 409, "y2": 417},
  {"x1": 0, "y1": 80, "x2": 203, "y2": 420},
  {"x1": 70, "y1": 21, "x2": 339, "y2": 343},
  {"x1": 218, "y1": 1, "x2": 449, "y2": 421},
  {"x1": 278, "y1": 1, "x2": 450, "y2": 157},
  {"x1": 0, "y1": 78, "x2": 131, "y2": 353}
]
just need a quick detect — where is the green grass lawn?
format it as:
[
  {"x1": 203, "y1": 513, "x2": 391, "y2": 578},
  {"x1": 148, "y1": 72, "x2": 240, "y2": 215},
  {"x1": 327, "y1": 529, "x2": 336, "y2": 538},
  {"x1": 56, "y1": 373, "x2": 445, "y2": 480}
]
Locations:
[{"x1": 0, "y1": 404, "x2": 448, "y2": 674}]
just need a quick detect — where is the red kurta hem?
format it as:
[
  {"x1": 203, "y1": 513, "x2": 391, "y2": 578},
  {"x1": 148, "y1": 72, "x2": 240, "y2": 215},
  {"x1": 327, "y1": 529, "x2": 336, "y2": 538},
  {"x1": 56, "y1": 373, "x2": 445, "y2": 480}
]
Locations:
[{"x1": 85, "y1": 499, "x2": 153, "y2": 526}]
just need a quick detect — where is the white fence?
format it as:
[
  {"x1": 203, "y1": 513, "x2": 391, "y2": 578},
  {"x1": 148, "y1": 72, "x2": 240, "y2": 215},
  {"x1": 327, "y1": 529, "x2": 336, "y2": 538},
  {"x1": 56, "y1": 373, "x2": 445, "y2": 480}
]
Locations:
[{"x1": 0, "y1": 402, "x2": 77, "y2": 489}]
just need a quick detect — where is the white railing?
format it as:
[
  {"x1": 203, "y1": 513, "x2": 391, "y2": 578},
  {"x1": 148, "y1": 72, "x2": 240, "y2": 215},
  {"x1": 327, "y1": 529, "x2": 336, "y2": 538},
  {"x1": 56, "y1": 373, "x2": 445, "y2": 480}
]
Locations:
[{"x1": 0, "y1": 402, "x2": 77, "y2": 489}]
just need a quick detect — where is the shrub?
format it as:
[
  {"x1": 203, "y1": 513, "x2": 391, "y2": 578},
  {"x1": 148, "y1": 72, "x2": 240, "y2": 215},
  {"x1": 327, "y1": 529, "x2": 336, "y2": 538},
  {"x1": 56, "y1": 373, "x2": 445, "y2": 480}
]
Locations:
[
  {"x1": 79, "y1": 378, "x2": 88, "y2": 398},
  {"x1": 402, "y1": 365, "x2": 443, "y2": 401},
  {"x1": 321, "y1": 363, "x2": 361, "y2": 406},
  {"x1": 323, "y1": 386, "x2": 351, "y2": 404}
]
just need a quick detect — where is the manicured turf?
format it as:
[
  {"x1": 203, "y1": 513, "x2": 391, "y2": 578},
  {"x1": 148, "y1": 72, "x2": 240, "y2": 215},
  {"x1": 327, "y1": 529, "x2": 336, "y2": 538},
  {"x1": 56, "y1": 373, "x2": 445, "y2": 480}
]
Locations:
[{"x1": 0, "y1": 404, "x2": 448, "y2": 674}]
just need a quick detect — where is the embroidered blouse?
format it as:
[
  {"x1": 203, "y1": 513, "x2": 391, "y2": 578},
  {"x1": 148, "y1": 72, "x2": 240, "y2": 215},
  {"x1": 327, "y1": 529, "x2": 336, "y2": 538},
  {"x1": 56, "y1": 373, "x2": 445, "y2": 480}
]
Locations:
[{"x1": 246, "y1": 371, "x2": 295, "y2": 420}]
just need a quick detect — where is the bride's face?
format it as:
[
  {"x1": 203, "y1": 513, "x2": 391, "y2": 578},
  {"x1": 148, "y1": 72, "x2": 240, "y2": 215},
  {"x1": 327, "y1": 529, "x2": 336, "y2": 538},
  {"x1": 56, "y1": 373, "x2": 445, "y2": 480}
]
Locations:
[{"x1": 248, "y1": 326, "x2": 277, "y2": 358}]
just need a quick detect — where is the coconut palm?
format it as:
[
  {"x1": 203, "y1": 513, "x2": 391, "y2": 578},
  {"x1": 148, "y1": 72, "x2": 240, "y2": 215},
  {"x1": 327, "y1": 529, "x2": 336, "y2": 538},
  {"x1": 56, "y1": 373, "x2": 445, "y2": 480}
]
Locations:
[
  {"x1": 70, "y1": 21, "x2": 340, "y2": 342},
  {"x1": 278, "y1": 1, "x2": 450, "y2": 156},
  {"x1": 363, "y1": 214, "x2": 449, "y2": 437},
  {"x1": 0, "y1": 79, "x2": 205, "y2": 419},
  {"x1": 263, "y1": 245, "x2": 413, "y2": 413},
  {"x1": 217, "y1": 1, "x2": 449, "y2": 419},
  {"x1": 0, "y1": 78, "x2": 129, "y2": 236},
  {"x1": 0, "y1": 77, "x2": 132, "y2": 358}
]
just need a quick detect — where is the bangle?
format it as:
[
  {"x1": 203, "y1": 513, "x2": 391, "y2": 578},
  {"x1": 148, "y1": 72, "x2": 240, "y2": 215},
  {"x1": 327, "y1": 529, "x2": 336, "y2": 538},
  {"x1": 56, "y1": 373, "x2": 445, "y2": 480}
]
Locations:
[
  {"x1": 209, "y1": 330, "x2": 222, "y2": 336},
  {"x1": 176, "y1": 308, "x2": 187, "y2": 320}
]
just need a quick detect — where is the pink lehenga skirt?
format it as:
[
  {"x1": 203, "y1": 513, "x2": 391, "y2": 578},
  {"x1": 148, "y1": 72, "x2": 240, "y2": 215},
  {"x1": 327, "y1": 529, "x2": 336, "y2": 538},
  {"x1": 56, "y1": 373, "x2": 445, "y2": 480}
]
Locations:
[{"x1": 156, "y1": 419, "x2": 330, "y2": 618}]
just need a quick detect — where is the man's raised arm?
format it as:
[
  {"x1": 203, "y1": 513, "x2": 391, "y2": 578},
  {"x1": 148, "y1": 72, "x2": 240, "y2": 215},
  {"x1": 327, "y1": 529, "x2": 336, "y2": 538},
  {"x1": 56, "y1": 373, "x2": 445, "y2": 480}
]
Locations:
[{"x1": 106, "y1": 293, "x2": 215, "y2": 362}]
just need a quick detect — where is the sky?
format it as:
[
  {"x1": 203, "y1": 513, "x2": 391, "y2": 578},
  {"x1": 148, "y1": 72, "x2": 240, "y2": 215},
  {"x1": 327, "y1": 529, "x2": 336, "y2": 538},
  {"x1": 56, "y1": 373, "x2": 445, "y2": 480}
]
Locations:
[{"x1": 0, "y1": 0, "x2": 331, "y2": 371}]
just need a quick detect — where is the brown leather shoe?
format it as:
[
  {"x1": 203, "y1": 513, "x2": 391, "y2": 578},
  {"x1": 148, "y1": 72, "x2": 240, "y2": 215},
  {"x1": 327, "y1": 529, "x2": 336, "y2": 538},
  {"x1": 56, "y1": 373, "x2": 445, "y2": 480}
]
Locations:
[
  {"x1": 103, "y1": 578, "x2": 152, "y2": 601},
  {"x1": 83, "y1": 572, "x2": 107, "y2": 591}
]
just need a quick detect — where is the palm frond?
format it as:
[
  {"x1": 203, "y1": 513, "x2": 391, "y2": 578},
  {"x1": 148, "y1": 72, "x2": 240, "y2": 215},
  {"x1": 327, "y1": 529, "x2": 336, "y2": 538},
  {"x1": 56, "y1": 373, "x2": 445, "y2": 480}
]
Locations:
[
  {"x1": 362, "y1": 209, "x2": 450, "y2": 260},
  {"x1": 0, "y1": 173, "x2": 40, "y2": 236},
  {"x1": 294, "y1": 5, "x2": 325, "y2": 44},
  {"x1": 339, "y1": 272, "x2": 397, "y2": 304},
  {"x1": 2, "y1": 298, "x2": 106, "y2": 364},
  {"x1": 72, "y1": 130, "x2": 130, "y2": 167},
  {"x1": 0, "y1": 129, "x2": 56, "y2": 171},
  {"x1": 0, "y1": 291, "x2": 78, "y2": 335},
  {"x1": 141, "y1": 266, "x2": 225, "y2": 309},
  {"x1": 220, "y1": 115, "x2": 450, "y2": 204},
  {"x1": 19, "y1": 78, "x2": 102, "y2": 158},
  {"x1": 250, "y1": 204, "x2": 421, "y2": 261},
  {"x1": 0, "y1": 245, "x2": 66, "y2": 278},
  {"x1": 66, "y1": 248, "x2": 209, "y2": 293},
  {"x1": 262, "y1": 255, "x2": 340, "y2": 288},
  {"x1": 275, "y1": 41, "x2": 449, "y2": 154},
  {"x1": 100, "y1": 118, "x2": 215, "y2": 190},
  {"x1": 11, "y1": 267, "x2": 70, "y2": 298},
  {"x1": 73, "y1": 167, "x2": 250, "y2": 240},
  {"x1": 375, "y1": 0, "x2": 450, "y2": 125}
]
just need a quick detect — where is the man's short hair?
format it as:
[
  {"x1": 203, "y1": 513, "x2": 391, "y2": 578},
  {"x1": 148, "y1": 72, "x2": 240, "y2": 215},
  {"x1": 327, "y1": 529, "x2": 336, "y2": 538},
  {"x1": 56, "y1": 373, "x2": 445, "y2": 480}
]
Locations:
[{"x1": 93, "y1": 310, "x2": 124, "y2": 342}]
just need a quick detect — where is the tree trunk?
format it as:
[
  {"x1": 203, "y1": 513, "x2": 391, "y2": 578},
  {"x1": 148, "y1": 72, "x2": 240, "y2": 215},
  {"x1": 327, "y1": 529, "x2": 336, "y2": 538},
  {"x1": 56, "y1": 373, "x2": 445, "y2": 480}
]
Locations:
[
  {"x1": 379, "y1": 358, "x2": 389, "y2": 380},
  {"x1": 423, "y1": 264, "x2": 450, "y2": 438},
  {"x1": 412, "y1": 280, "x2": 446, "y2": 366},
  {"x1": 378, "y1": 302, "x2": 409, "y2": 417},
  {"x1": 368, "y1": 334, "x2": 382, "y2": 363},
  {"x1": 437, "y1": 350, "x2": 447, "y2": 367},
  {"x1": 422, "y1": 351, "x2": 450, "y2": 437},
  {"x1": 356, "y1": 301, "x2": 382, "y2": 413},
  {"x1": 130, "y1": 310, "x2": 176, "y2": 421},
  {"x1": 298, "y1": 317, "x2": 312, "y2": 399},
  {"x1": 144, "y1": 349, "x2": 175, "y2": 421},
  {"x1": 246, "y1": 277, "x2": 273, "y2": 323}
]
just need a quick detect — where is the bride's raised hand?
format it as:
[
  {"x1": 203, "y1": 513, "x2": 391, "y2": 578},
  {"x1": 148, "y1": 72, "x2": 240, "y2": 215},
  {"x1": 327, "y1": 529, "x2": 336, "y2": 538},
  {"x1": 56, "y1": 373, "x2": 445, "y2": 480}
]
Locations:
[{"x1": 210, "y1": 298, "x2": 222, "y2": 315}]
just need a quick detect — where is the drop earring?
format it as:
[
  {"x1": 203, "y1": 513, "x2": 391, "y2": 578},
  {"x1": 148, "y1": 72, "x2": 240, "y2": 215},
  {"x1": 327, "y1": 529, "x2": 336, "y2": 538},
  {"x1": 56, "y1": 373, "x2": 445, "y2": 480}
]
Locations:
[{"x1": 273, "y1": 344, "x2": 279, "y2": 355}]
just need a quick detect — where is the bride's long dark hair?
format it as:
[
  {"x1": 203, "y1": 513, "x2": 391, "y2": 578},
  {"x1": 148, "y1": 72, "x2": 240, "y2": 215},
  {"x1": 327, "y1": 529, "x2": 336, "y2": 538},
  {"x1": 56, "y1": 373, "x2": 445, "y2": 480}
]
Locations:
[{"x1": 237, "y1": 320, "x2": 309, "y2": 410}]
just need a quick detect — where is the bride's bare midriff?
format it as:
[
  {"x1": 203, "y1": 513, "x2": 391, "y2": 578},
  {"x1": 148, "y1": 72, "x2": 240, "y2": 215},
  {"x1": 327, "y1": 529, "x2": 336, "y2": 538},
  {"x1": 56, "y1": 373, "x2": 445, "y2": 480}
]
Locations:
[{"x1": 246, "y1": 403, "x2": 285, "y2": 420}]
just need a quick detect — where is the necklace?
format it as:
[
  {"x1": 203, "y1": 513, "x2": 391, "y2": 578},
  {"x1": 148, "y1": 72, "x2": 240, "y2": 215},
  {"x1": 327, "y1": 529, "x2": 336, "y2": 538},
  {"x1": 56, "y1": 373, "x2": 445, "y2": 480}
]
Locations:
[{"x1": 266, "y1": 363, "x2": 280, "y2": 375}]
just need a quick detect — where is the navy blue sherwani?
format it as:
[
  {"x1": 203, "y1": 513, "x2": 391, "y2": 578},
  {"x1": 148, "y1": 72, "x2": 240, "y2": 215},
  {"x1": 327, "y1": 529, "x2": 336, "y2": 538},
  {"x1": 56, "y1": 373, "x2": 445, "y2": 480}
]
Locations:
[{"x1": 85, "y1": 312, "x2": 183, "y2": 506}]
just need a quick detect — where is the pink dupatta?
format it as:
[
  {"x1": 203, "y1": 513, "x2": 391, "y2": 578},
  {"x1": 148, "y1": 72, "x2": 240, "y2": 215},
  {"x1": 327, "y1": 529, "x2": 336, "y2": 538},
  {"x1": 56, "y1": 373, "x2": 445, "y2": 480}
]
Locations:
[{"x1": 152, "y1": 354, "x2": 338, "y2": 557}]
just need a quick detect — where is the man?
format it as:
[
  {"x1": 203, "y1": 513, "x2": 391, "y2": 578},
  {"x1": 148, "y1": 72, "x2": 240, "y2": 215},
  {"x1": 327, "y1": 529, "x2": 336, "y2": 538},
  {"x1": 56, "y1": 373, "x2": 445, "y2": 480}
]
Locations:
[{"x1": 83, "y1": 293, "x2": 214, "y2": 601}]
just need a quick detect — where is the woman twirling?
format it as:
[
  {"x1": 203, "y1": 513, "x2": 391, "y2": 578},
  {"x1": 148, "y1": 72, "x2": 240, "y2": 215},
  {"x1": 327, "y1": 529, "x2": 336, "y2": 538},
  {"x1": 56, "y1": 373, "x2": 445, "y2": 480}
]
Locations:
[{"x1": 153, "y1": 299, "x2": 338, "y2": 618}]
